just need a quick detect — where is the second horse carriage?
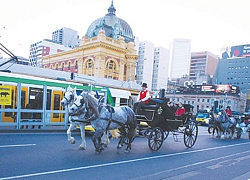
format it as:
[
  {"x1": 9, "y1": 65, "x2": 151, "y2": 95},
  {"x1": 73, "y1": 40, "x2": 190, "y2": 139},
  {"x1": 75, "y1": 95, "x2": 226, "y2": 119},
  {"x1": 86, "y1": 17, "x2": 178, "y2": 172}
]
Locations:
[{"x1": 136, "y1": 98, "x2": 198, "y2": 151}]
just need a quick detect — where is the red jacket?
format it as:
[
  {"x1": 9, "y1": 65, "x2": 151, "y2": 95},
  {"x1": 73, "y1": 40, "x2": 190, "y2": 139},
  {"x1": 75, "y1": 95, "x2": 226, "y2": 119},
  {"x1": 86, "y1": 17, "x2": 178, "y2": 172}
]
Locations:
[
  {"x1": 225, "y1": 109, "x2": 232, "y2": 116},
  {"x1": 175, "y1": 107, "x2": 186, "y2": 116},
  {"x1": 139, "y1": 90, "x2": 150, "y2": 103}
]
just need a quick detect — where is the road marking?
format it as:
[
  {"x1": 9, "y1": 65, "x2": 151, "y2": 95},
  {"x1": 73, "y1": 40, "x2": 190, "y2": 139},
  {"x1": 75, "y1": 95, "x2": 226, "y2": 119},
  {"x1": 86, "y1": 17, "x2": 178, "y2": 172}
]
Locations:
[
  {"x1": 1, "y1": 142, "x2": 250, "y2": 180},
  {"x1": 0, "y1": 144, "x2": 36, "y2": 148}
]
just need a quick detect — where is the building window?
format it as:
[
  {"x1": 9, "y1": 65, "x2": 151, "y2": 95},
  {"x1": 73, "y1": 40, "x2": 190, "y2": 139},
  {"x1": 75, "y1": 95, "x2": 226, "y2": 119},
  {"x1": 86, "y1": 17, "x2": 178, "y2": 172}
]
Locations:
[
  {"x1": 75, "y1": 60, "x2": 78, "y2": 69},
  {"x1": 62, "y1": 63, "x2": 64, "y2": 71},
  {"x1": 86, "y1": 59, "x2": 92, "y2": 68},
  {"x1": 68, "y1": 62, "x2": 71, "y2": 70},
  {"x1": 56, "y1": 64, "x2": 58, "y2": 70},
  {"x1": 108, "y1": 60, "x2": 114, "y2": 70}
]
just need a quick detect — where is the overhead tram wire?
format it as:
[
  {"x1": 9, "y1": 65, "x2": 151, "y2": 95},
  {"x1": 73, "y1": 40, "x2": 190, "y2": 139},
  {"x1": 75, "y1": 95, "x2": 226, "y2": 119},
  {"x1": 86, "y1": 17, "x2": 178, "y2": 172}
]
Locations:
[{"x1": 0, "y1": 43, "x2": 18, "y2": 72}]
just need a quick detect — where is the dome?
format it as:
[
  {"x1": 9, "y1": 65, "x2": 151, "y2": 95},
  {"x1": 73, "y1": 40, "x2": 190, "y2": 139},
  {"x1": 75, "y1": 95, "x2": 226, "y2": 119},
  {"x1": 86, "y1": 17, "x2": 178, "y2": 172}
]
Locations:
[{"x1": 85, "y1": 1, "x2": 134, "y2": 43}]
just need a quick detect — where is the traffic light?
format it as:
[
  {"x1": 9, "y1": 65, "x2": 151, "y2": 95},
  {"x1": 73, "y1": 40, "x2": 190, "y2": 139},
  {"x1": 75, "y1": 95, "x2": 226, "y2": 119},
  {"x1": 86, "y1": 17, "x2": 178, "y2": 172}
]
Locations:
[{"x1": 70, "y1": 72, "x2": 74, "y2": 80}]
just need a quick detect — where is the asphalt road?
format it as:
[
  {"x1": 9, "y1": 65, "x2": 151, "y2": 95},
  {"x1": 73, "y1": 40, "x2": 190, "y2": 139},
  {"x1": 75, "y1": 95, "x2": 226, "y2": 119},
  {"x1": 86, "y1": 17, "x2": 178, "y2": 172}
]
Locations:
[{"x1": 1, "y1": 126, "x2": 250, "y2": 180}]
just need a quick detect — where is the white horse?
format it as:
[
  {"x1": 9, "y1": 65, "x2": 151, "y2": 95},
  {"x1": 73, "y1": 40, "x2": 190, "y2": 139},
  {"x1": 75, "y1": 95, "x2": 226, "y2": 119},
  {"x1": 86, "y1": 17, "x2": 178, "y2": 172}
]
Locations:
[
  {"x1": 217, "y1": 110, "x2": 236, "y2": 139},
  {"x1": 70, "y1": 92, "x2": 137, "y2": 154},
  {"x1": 61, "y1": 86, "x2": 111, "y2": 150}
]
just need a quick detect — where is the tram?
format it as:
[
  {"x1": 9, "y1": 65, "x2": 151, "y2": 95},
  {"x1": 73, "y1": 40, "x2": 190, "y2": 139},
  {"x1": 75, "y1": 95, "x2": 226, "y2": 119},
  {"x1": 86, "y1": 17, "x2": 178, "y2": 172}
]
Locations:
[{"x1": 0, "y1": 72, "x2": 133, "y2": 129}]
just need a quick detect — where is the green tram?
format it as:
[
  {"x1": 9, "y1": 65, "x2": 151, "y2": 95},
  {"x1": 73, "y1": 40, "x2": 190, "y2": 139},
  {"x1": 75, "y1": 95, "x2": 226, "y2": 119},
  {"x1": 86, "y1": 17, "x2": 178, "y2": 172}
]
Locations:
[{"x1": 0, "y1": 72, "x2": 131, "y2": 130}]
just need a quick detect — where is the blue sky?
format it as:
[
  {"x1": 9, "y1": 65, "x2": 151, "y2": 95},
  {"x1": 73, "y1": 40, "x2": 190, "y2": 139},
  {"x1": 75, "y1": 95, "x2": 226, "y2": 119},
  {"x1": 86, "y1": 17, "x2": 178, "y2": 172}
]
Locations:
[{"x1": 1, "y1": 0, "x2": 250, "y2": 58}]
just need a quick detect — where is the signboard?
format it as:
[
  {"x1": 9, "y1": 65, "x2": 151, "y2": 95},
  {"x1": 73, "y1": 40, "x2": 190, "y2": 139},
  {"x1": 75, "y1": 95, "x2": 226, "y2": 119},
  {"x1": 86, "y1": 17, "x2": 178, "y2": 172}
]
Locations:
[
  {"x1": 221, "y1": 44, "x2": 250, "y2": 59},
  {"x1": 0, "y1": 86, "x2": 12, "y2": 105}
]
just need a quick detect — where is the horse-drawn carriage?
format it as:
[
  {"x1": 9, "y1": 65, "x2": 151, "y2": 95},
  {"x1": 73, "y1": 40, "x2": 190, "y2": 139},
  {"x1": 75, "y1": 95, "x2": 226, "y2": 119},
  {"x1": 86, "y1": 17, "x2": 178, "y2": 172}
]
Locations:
[
  {"x1": 136, "y1": 98, "x2": 198, "y2": 151},
  {"x1": 62, "y1": 86, "x2": 198, "y2": 154},
  {"x1": 207, "y1": 109, "x2": 250, "y2": 139}
]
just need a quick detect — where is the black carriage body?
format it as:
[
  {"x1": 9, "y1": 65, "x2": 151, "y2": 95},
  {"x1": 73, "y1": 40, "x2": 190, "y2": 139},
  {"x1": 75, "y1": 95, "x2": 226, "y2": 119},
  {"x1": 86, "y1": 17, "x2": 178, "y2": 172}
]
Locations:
[
  {"x1": 136, "y1": 99, "x2": 198, "y2": 151},
  {"x1": 136, "y1": 98, "x2": 192, "y2": 131}
]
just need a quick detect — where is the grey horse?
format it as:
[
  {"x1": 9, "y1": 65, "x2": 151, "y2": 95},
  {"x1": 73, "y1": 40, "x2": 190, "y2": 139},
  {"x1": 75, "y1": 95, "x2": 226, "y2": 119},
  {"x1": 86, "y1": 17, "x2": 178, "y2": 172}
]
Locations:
[{"x1": 70, "y1": 91, "x2": 137, "y2": 154}]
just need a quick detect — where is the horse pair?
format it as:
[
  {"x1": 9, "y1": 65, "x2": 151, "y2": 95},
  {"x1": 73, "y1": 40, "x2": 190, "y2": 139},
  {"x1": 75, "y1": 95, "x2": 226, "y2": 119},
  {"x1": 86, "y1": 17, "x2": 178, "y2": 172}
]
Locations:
[
  {"x1": 61, "y1": 86, "x2": 137, "y2": 154},
  {"x1": 207, "y1": 110, "x2": 236, "y2": 139}
]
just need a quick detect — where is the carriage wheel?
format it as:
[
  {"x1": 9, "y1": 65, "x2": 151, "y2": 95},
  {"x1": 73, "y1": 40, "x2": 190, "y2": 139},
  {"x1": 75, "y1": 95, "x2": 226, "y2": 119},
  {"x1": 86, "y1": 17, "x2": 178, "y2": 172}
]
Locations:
[
  {"x1": 148, "y1": 127, "x2": 164, "y2": 151},
  {"x1": 184, "y1": 120, "x2": 198, "y2": 148},
  {"x1": 248, "y1": 130, "x2": 250, "y2": 139}
]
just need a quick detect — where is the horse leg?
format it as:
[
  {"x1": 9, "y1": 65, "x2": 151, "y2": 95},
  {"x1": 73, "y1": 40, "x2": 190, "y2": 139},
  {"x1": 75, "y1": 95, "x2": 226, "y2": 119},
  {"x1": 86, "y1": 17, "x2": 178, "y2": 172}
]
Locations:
[
  {"x1": 79, "y1": 123, "x2": 86, "y2": 150},
  {"x1": 124, "y1": 128, "x2": 136, "y2": 154},
  {"x1": 117, "y1": 127, "x2": 125, "y2": 150},
  {"x1": 67, "y1": 123, "x2": 75, "y2": 144},
  {"x1": 101, "y1": 132, "x2": 110, "y2": 147},
  {"x1": 92, "y1": 130, "x2": 105, "y2": 154}
]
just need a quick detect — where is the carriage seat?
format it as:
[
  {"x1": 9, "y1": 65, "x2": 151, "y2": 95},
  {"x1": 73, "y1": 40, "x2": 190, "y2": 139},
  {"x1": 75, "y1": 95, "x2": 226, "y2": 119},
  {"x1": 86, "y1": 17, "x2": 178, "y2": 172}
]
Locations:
[{"x1": 141, "y1": 98, "x2": 162, "y2": 110}]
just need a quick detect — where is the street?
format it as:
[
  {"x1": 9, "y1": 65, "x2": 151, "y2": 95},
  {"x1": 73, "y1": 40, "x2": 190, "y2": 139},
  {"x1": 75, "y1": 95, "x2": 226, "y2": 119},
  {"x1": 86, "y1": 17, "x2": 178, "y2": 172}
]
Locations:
[{"x1": 0, "y1": 126, "x2": 250, "y2": 180}]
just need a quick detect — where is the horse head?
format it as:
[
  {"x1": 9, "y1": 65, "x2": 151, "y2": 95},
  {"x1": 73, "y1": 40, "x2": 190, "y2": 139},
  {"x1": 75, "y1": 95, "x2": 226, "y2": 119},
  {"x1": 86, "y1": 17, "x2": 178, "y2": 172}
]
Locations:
[
  {"x1": 70, "y1": 92, "x2": 88, "y2": 114},
  {"x1": 61, "y1": 86, "x2": 77, "y2": 107}
]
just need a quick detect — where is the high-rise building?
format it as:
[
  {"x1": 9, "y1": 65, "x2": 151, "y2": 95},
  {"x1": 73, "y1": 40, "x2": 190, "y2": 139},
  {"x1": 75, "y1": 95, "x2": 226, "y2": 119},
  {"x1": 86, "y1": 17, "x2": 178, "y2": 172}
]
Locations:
[
  {"x1": 136, "y1": 41, "x2": 154, "y2": 90},
  {"x1": 52, "y1": 27, "x2": 79, "y2": 48},
  {"x1": 152, "y1": 46, "x2": 169, "y2": 92},
  {"x1": 29, "y1": 39, "x2": 71, "y2": 67},
  {"x1": 213, "y1": 56, "x2": 250, "y2": 93},
  {"x1": 169, "y1": 38, "x2": 191, "y2": 80},
  {"x1": 190, "y1": 51, "x2": 218, "y2": 85}
]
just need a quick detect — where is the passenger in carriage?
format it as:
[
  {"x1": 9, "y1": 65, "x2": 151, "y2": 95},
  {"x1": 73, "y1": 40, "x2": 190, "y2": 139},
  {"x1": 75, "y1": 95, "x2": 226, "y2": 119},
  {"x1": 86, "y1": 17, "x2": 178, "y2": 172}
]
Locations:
[
  {"x1": 162, "y1": 100, "x2": 177, "y2": 119},
  {"x1": 133, "y1": 83, "x2": 150, "y2": 115},
  {"x1": 168, "y1": 101, "x2": 177, "y2": 114},
  {"x1": 175, "y1": 102, "x2": 186, "y2": 120},
  {"x1": 225, "y1": 106, "x2": 232, "y2": 116}
]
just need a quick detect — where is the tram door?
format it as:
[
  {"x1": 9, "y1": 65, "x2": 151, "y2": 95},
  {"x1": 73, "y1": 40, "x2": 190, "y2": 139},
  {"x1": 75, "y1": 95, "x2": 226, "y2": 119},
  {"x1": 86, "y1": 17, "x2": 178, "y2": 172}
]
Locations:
[
  {"x1": 1, "y1": 86, "x2": 28, "y2": 122},
  {"x1": 51, "y1": 90, "x2": 64, "y2": 122}
]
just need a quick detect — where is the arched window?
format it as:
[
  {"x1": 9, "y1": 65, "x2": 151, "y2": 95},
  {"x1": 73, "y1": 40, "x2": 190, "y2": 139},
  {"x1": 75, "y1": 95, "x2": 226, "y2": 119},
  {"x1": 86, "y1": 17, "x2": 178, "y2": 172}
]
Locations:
[
  {"x1": 55, "y1": 64, "x2": 58, "y2": 70},
  {"x1": 75, "y1": 60, "x2": 78, "y2": 69},
  {"x1": 86, "y1": 59, "x2": 92, "y2": 68},
  {"x1": 62, "y1": 63, "x2": 64, "y2": 71},
  {"x1": 68, "y1": 62, "x2": 71, "y2": 70},
  {"x1": 108, "y1": 60, "x2": 114, "y2": 70},
  {"x1": 50, "y1": 64, "x2": 53, "y2": 69}
]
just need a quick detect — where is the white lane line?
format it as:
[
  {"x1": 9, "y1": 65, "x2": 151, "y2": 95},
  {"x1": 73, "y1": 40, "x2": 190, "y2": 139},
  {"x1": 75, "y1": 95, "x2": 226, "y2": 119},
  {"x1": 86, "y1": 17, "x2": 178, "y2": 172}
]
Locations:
[
  {"x1": 1, "y1": 142, "x2": 250, "y2": 180},
  {"x1": 0, "y1": 144, "x2": 36, "y2": 148}
]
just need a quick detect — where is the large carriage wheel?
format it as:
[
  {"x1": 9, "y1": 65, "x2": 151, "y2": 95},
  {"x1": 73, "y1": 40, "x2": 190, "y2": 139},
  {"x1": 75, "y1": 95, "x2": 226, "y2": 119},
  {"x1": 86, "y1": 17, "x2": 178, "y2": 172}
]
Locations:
[
  {"x1": 148, "y1": 127, "x2": 164, "y2": 151},
  {"x1": 184, "y1": 120, "x2": 198, "y2": 148}
]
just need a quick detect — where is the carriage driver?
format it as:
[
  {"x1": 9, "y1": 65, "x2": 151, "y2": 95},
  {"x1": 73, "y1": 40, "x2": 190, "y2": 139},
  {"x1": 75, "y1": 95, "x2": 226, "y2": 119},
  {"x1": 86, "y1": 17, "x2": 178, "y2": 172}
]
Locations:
[
  {"x1": 133, "y1": 83, "x2": 150, "y2": 115},
  {"x1": 225, "y1": 106, "x2": 232, "y2": 116}
]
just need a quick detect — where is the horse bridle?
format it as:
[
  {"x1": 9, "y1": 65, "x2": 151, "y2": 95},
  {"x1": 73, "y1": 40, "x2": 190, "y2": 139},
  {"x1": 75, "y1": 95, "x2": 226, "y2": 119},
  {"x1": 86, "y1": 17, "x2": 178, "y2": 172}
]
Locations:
[{"x1": 63, "y1": 91, "x2": 74, "y2": 104}]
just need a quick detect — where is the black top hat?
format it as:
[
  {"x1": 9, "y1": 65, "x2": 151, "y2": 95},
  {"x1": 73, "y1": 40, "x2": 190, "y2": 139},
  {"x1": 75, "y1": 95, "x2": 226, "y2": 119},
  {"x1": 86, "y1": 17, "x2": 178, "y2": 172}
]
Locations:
[{"x1": 141, "y1": 83, "x2": 147, "y2": 88}]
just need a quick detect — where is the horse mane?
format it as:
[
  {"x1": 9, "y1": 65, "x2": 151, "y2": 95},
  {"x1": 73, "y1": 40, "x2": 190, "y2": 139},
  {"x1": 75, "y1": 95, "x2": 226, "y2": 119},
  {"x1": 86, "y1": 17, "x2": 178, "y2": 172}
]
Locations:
[{"x1": 81, "y1": 91, "x2": 99, "y2": 116}]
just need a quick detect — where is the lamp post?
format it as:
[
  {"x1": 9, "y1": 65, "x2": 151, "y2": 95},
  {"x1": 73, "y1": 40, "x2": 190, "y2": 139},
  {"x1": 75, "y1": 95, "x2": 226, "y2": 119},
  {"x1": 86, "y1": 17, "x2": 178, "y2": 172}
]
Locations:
[{"x1": 173, "y1": 80, "x2": 176, "y2": 103}]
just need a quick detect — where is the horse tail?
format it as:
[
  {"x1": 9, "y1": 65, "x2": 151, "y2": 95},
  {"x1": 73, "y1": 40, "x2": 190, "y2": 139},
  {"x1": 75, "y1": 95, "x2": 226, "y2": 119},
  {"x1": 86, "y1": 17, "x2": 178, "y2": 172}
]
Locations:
[{"x1": 109, "y1": 129, "x2": 120, "y2": 139}]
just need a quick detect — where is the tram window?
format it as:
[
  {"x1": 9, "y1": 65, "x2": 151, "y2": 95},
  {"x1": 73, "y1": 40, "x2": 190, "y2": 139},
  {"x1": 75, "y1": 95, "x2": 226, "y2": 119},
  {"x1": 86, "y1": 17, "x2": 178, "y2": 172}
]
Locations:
[
  {"x1": 53, "y1": 94, "x2": 60, "y2": 118},
  {"x1": 120, "y1": 98, "x2": 128, "y2": 106}
]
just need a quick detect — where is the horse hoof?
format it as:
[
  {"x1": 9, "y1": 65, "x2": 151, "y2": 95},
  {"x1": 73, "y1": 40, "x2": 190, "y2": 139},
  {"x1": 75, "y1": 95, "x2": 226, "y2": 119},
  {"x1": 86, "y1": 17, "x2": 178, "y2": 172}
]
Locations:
[
  {"x1": 70, "y1": 138, "x2": 75, "y2": 144},
  {"x1": 124, "y1": 150, "x2": 130, "y2": 154},
  {"x1": 79, "y1": 146, "x2": 86, "y2": 150},
  {"x1": 117, "y1": 144, "x2": 123, "y2": 150},
  {"x1": 95, "y1": 150, "x2": 100, "y2": 155}
]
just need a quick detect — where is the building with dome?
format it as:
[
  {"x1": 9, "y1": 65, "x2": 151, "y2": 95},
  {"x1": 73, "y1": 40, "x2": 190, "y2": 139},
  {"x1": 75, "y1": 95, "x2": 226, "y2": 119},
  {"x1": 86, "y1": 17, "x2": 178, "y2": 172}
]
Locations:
[{"x1": 42, "y1": 1, "x2": 137, "y2": 82}]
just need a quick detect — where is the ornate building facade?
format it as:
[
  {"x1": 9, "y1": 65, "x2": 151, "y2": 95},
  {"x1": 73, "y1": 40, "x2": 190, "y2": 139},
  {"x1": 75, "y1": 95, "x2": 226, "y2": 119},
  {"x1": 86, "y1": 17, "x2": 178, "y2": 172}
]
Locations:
[{"x1": 42, "y1": 1, "x2": 138, "y2": 82}]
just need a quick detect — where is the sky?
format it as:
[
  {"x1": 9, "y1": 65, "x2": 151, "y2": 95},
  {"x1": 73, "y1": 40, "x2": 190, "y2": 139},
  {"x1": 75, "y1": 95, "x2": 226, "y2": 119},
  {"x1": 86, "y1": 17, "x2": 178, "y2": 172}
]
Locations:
[{"x1": 1, "y1": 0, "x2": 250, "y2": 59}]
